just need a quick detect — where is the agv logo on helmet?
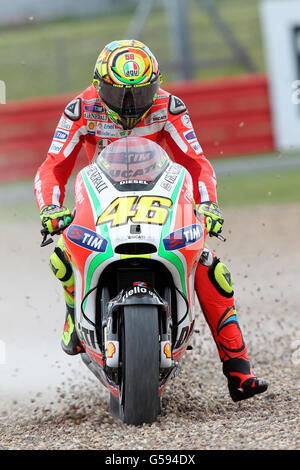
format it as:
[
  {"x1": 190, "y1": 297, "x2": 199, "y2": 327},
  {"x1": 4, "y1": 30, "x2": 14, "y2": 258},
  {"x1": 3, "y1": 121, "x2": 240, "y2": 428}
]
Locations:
[{"x1": 123, "y1": 58, "x2": 139, "y2": 78}]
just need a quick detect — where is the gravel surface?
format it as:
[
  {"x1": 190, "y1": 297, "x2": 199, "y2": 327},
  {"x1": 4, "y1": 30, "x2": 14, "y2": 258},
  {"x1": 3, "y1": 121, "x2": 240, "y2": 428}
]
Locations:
[{"x1": 0, "y1": 203, "x2": 299, "y2": 450}]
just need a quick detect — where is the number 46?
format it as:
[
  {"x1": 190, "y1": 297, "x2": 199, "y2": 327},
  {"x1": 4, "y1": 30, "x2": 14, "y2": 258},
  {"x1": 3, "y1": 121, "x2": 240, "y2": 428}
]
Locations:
[{"x1": 97, "y1": 195, "x2": 172, "y2": 227}]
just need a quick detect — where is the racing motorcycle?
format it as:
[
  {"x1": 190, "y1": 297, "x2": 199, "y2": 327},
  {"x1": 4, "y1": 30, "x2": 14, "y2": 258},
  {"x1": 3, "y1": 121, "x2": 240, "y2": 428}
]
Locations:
[{"x1": 41, "y1": 136, "x2": 207, "y2": 425}]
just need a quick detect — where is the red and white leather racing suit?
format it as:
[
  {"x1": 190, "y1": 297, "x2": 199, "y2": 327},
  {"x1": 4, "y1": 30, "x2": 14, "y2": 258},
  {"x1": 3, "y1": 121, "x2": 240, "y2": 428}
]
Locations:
[{"x1": 34, "y1": 84, "x2": 248, "y2": 364}]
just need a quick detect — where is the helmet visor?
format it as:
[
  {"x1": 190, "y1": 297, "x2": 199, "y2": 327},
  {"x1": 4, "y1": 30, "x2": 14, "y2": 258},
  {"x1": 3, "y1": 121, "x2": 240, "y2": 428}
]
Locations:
[{"x1": 99, "y1": 79, "x2": 159, "y2": 128}]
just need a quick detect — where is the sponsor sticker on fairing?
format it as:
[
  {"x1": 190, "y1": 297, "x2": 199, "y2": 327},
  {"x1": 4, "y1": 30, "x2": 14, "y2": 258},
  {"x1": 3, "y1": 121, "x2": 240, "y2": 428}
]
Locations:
[
  {"x1": 163, "y1": 224, "x2": 203, "y2": 251},
  {"x1": 122, "y1": 285, "x2": 158, "y2": 301},
  {"x1": 163, "y1": 163, "x2": 182, "y2": 185},
  {"x1": 107, "y1": 342, "x2": 116, "y2": 358},
  {"x1": 85, "y1": 165, "x2": 108, "y2": 193},
  {"x1": 163, "y1": 342, "x2": 172, "y2": 359},
  {"x1": 67, "y1": 225, "x2": 108, "y2": 253},
  {"x1": 106, "y1": 340, "x2": 119, "y2": 368}
]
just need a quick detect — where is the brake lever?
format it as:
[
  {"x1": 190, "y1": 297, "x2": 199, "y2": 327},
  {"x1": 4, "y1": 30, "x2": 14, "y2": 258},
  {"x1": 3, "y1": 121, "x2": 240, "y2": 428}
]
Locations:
[
  {"x1": 210, "y1": 232, "x2": 227, "y2": 242},
  {"x1": 40, "y1": 228, "x2": 54, "y2": 247}
]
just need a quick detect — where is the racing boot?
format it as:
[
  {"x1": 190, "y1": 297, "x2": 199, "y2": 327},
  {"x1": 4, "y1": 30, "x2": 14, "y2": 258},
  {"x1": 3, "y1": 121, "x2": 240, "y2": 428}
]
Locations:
[
  {"x1": 49, "y1": 236, "x2": 84, "y2": 356},
  {"x1": 195, "y1": 248, "x2": 268, "y2": 402},
  {"x1": 223, "y1": 357, "x2": 268, "y2": 402}
]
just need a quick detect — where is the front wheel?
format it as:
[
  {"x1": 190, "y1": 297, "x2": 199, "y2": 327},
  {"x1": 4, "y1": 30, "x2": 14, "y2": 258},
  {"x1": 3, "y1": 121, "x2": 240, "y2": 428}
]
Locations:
[{"x1": 117, "y1": 305, "x2": 160, "y2": 425}]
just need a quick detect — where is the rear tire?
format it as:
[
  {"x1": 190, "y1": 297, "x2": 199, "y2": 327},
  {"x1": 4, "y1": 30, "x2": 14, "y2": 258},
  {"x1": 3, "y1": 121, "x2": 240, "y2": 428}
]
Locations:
[{"x1": 119, "y1": 305, "x2": 160, "y2": 425}]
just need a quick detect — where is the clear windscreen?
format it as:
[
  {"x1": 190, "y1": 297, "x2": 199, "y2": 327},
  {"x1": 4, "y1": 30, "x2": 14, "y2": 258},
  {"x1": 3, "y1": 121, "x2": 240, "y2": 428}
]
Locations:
[{"x1": 94, "y1": 136, "x2": 170, "y2": 190}]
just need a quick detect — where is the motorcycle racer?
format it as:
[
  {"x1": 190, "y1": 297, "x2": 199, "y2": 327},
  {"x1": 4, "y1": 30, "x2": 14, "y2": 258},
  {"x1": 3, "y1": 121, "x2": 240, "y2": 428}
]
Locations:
[{"x1": 35, "y1": 39, "x2": 268, "y2": 402}]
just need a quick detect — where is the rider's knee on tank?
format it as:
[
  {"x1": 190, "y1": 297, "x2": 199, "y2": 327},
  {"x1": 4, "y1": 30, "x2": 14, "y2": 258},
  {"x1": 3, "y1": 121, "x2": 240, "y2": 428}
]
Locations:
[
  {"x1": 49, "y1": 236, "x2": 73, "y2": 284},
  {"x1": 199, "y1": 247, "x2": 234, "y2": 298}
]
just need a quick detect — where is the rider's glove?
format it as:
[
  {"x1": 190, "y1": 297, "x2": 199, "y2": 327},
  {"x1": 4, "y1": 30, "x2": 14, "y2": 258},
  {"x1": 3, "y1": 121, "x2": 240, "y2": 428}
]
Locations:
[
  {"x1": 195, "y1": 201, "x2": 224, "y2": 237},
  {"x1": 40, "y1": 205, "x2": 72, "y2": 235}
]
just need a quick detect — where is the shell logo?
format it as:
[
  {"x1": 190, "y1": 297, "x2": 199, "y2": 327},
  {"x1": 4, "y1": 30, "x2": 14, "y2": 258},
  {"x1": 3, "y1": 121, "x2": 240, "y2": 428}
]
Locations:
[
  {"x1": 163, "y1": 342, "x2": 171, "y2": 359},
  {"x1": 107, "y1": 342, "x2": 116, "y2": 359},
  {"x1": 88, "y1": 121, "x2": 95, "y2": 130}
]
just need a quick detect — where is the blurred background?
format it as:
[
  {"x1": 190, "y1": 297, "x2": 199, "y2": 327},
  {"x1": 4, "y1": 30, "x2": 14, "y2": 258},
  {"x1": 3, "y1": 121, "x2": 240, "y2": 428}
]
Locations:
[
  {"x1": 1, "y1": 0, "x2": 300, "y2": 206},
  {"x1": 1, "y1": 0, "x2": 300, "y2": 210},
  {"x1": 1, "y1": 0, "x2": 264, "y2": 98}
]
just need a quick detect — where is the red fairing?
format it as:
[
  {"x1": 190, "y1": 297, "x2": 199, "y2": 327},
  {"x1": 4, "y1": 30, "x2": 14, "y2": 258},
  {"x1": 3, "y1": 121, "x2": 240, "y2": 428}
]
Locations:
[
  {"x1": 34, "y1": 85, "x2": 218, "y2": 210},
  {"x1": 63, "y1": 172, "x2": 96, "y2": 275}
]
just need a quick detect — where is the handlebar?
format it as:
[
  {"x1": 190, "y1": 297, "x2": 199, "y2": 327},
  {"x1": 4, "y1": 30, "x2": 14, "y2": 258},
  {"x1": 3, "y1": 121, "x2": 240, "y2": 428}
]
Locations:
[{"x1": 40, "y1": 212, "x2": 226, "y2": 247}]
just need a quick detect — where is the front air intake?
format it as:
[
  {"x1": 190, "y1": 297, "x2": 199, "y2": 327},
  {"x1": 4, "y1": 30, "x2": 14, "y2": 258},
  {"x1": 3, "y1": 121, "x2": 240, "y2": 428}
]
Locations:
[{"x1": 114, "y1": 243, "x2": 157, "y2": 255}]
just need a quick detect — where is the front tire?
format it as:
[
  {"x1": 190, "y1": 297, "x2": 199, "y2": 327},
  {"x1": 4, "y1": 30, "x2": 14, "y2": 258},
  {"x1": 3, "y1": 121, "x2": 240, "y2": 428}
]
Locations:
[{"x1": 119, "y1": 305, "x2": 160, "y2": 425}]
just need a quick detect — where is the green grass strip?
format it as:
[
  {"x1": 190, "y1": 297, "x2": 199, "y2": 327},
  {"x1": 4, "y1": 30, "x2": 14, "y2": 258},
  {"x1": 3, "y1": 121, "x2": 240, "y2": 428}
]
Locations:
[{"x1": 217, "y1": 168, "x2": 300, "y2": 208}]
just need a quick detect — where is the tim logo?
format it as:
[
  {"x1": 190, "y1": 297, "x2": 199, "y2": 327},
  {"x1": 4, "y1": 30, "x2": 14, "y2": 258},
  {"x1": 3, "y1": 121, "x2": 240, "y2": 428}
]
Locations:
[
  {"x1": 67, "y1": 225, "x2": 108, "y2": 252},
  {"x1": 163, "y1": 224, "x2": 203, "y2": 251},
  {"x1": 0, "y1": 81, "x2": 6, "y2": 104}
]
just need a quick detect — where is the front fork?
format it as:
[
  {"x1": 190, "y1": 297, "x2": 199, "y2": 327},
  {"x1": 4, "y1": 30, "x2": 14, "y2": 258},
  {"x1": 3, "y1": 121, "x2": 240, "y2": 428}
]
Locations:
[{"x1": 103, "y1": 286, "x2": 173, "y2": 373}]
